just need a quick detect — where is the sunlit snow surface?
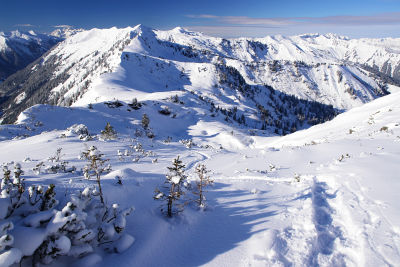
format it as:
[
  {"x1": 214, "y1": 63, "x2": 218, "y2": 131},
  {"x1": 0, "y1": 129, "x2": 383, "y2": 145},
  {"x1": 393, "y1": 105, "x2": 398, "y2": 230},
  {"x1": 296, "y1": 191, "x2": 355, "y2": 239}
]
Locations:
[
  {"x1": 1, "y1": 26, "x2": 400, "y2": 266},
  {"x1": 0, "y1": 87, "x2": 400, "y2": 266}
]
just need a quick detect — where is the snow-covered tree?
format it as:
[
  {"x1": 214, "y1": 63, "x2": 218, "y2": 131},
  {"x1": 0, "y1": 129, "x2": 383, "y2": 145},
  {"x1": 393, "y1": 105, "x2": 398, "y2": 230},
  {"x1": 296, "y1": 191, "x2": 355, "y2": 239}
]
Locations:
[
  {"x1": 81, "y1": 146, "x2": 110, "y2": 204},
  {"x1": 141, "y1": 114, "x2": 150, "y2": 130},
  {"x1": 192, "y1": 164, "x2": 213, "y2": 208},
  {"x1": 101, "y1": 122, "x2": 117, "y2": 140},
  {"x1": 154, "y1": 156, "x2": 188, "y2": 217}
]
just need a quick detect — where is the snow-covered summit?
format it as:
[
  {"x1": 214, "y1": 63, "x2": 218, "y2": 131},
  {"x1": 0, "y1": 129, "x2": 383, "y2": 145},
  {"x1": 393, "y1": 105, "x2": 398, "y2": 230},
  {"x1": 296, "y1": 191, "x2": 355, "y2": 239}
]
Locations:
[
  {"x1": 49, "y1": 27, "x2": 84, "y2": 38},
  {"x1": 0, "y1": 25, "x2": 400, "y2": 267},
  {"x1": 0, "y1": 24, "x2": 398, "y2": 125}
]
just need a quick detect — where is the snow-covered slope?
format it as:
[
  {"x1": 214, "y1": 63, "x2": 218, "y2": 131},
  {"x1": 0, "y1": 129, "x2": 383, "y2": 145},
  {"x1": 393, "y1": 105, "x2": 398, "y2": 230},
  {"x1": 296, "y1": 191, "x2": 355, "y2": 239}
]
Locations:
[
  {"x1": 0, "y1": 25, "x2": 397, "y2": 126},
  {"x1": 0, "y1": 72, "x2": 399, "y2": 266},
  {"x1": 0, "y1": 30, "x2": 62, "y2": 82}
]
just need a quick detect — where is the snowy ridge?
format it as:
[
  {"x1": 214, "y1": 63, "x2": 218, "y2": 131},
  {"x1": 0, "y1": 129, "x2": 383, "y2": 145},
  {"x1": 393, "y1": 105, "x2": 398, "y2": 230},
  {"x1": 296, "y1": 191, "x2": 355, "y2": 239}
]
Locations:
[
  {"x1": 0, "y1": 30, "x2": 62, "y2": 81},
  {"x1": 0, "y1": 88, "x2": 399, "y2": 266},
  {"x1": 1, "y1": 25, "x2": 397, "y2": 126},
  {"x1": 0, "y1": 26, "x2": 400, "y2": 265}
]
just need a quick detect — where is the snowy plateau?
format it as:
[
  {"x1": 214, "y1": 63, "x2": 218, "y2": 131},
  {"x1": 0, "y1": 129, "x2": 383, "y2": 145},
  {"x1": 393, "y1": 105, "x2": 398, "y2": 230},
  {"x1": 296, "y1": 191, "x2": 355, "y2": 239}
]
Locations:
[{"x1": 0, "y1": 25, "x2": 399, "y2": 267}]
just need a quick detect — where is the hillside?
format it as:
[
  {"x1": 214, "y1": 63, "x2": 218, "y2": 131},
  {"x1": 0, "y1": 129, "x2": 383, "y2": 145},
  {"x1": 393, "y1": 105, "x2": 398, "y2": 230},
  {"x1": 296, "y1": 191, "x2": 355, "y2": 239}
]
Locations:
[
  {"x1": 0, "y1": 30, "x2": 62, "y2": 83},
  {"x1": 1, "y1": 25, "x2": 398, "y2": 127},
  {"x1": 0, "y1": 73, "x2": 399, "y2": 266}
]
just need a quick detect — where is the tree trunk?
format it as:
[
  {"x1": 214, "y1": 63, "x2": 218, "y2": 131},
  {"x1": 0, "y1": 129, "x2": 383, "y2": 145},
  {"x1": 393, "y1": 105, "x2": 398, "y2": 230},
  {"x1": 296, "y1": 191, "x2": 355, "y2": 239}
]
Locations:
[
  {"x1": 167, "y1": 184, "x2": 175, "y2": 217},
  {"x1": 97, "y1": 173, "x2": 104, "y2": 204},
  {"x1": 167, "y1": 197, "x2": 172, "y2": 217}
]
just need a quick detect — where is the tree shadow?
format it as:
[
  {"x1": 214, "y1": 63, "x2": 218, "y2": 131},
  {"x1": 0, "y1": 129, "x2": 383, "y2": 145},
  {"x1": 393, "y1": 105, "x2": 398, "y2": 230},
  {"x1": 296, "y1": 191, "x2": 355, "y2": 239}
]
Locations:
[{"x1": 100, "y1": 180, "x2": 280, "y2": 267}]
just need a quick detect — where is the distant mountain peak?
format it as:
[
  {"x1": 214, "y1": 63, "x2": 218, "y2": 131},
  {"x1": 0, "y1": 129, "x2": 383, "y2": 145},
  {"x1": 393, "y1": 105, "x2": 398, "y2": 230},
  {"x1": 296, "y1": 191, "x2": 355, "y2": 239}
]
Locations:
[{"x1": 1, "y1": 25, "x2": 399, "y2": 125}]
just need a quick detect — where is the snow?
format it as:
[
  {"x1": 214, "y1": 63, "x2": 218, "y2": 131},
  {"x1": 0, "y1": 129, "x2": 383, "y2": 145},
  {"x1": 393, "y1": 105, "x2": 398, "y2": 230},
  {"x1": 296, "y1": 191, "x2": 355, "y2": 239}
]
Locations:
[
  {"x1": 0, "y1": 87, "x2": 399, "y2": 266},
  {"x1": 14, "y1": 92, "x2": 27, "y2": 105},
  {"x1": 24, "y1": 210, "x2": 57, "y2": 227},
  {"x1": 114, "y1": 234, "x2": 135, "y2": 253},
  {"x1": 0, "y1": 248, "x2": 22, "y2": 267},
  {"x1": 15, "y1": 25, "x2": 395, "y2": 114},
  {"x1": 55, "y1": 235, "x2": 71, "y2": 254},
  {"x1": 170, "y1": 175, "x2": 181, "y2": 184},
  {"x1": 1, "y1": 25, "x2": 400, "y2": 267},
  {"x1": 73, "y1": 253, "x2": 102, "y2": 267},
  {"x1": 0, "y1": 199, "x2": 9, "y2": 220},
  {"x1": 11, "y1": 226, "x2": 46, "y2": 256}
]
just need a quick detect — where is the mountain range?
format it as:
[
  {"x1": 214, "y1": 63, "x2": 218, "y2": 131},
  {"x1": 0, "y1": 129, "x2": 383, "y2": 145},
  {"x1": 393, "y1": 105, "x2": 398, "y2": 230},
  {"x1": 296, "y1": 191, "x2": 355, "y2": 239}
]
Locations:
[
  {"x1": 0, "y1": 25, "x2": 400, "y2": 267},
  {"x1": 0, "y1": 25, "x2": 399, "y2": 132}
]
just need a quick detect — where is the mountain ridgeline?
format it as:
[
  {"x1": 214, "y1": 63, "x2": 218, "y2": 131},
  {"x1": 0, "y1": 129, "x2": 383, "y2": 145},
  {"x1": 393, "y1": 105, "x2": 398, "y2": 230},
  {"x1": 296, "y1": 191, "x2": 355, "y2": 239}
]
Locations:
[
  {"x1": 0, "y1": 30, "x2": 63, "y2": 82},
  {"x1": 0, "y1": 25, "x2": 399, "y2": 136}
]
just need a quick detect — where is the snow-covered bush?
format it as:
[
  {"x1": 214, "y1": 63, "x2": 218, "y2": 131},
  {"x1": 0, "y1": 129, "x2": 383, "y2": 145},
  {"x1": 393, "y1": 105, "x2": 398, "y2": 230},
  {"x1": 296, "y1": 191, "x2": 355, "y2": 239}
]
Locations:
[
  {"x1": 158, "y1": 105, "x2": 171, "y2": 116},
  {"x1": 0, "y1": 163, "x2": 134, "y2": 266},
  {"x1": 180, "y1": 139, "x2": 195, "y2": 148},
  {"x1": 170, "y1": 94, "x2": 183, "y2": 104},
  {"x1": 100, "y1": 122, "x2": 117, "y2": 141},
  {"x1": 0, "y1": 222, "x2": 21, "y2": 266},
  {"x1": 128, "y1": 98, "x2": 142, "y2": 110},
  {"x1": 0, "y1": 163, "x2": 26, "y2": 218},
  {"x1": 32, "y1": 161, "x2": 45, "y2": 175},
  {"x1": 192, "y1": 164, "x2": 213, "y2": 209},
  {"x1": 154, "y1": 156, "x2": 188, "y2": 217},
  {"x1": 46, "y1": 148, "x2": 75, "y2": 174},
  {"x1": 294, "y1": 173, "x2": 301, "y2": 182},
  {"x1": 62, "y1": 124, "x2": 92, "y2": 140},
  {"x1": 117, "y1": 150, "x2": 124, "y2": 161},
  {"x1": 0, "y1": 186, "x2": 134, "y2": 266}
]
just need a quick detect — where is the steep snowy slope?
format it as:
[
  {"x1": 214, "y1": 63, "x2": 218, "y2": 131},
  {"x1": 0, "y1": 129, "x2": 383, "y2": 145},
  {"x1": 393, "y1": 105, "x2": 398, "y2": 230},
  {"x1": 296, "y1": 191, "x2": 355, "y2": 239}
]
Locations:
[
  {"x1": 0, "y1": 76, "x2": 399, "y2": 266},
  {"x1": 0, "y1": 30, "x2": 62, "y2": 82},
  {"x1": 0, "y1": 27, "x2": 135, "y2": 124},
  {"x1": 0, "y1": 25, "x2": 397, "y2": 126}
]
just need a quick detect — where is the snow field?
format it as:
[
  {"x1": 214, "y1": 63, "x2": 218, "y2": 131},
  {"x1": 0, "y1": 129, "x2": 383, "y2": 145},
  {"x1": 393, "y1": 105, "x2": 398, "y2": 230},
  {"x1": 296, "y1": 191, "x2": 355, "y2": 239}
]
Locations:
[{"x1": 1, "y1": 26, "x2": 400, "y2": 266}]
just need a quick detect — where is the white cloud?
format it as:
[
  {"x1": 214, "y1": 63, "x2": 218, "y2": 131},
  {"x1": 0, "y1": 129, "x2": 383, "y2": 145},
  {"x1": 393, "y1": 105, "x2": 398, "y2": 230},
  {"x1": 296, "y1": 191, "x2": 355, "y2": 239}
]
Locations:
[
  {"x1": 14, "y1": 24, "x2": 35, "y2": 27},
  {"x1": 186, "y1": 12, "x2": 400, "y2": 27},
  {"x1": 52, "y1": 25, "x2": 73, "y2": 29}
]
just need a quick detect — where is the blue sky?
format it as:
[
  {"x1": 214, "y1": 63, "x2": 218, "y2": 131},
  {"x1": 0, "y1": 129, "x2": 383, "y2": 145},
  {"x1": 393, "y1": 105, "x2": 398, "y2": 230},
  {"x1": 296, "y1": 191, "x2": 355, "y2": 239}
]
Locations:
[{"x1": 2, "y1": 0, "x2": 400, "y2": 38}]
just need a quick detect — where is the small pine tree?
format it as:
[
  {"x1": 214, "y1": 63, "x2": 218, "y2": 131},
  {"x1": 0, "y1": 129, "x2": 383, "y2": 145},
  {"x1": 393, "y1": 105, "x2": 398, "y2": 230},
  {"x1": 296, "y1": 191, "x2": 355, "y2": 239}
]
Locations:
[
  {"x1": 82, "y1": 146, "x2": 109, "y2": 204},
  {"x1": 141, "y1": 114, "x2": 150, "y2": 130},
  {"x1": 171, "y1": 94, "x2": 179, "y2": 103},
  {"x1": 193, "y1": 164, "x2": 213, "y2": 208},
  {"x1": 101, "y1": 122, "x2": 117, "y2": 140},
  {"x1": 154, "y1": 156, "x2": 187, "y2": 217},
  {"x1": 128, "y1": 98, "x2": 142, "y2": 110}
]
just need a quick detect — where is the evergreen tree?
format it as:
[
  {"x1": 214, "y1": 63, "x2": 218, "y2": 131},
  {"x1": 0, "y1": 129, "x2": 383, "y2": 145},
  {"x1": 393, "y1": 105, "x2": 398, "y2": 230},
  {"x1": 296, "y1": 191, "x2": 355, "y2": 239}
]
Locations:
[
  {"x1": 141, "y1": 114, "x2": 150, "y2": 130},
  {"x1": 82, "y1": 146, "x2": 109, "y2": 204},
  {"x1": 193, "y1": 164, "x2": 213, "y2": 208},
  {"x1": 154, "y1": 156, "x2": 187, "y2": 217},
  {"x1": 101, "y1": 122, "x2": 117, "y2": 140}
]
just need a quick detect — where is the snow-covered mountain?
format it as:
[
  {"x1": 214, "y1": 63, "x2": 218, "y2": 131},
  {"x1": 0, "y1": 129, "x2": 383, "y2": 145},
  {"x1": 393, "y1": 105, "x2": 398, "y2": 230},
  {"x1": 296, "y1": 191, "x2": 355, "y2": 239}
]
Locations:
[
  {"x1": 0, "y1": 25, "x2": 398, "y2": 129},
  {"x1": 0, "y1": 30, "x2": 63, "y2": 82},
  {"x1": 0, "y1": 59, "x2": 399, "y2": 267},
  {"x1": 0, "y1": 25, "x2": 400, "y2": 267}
]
